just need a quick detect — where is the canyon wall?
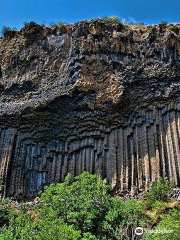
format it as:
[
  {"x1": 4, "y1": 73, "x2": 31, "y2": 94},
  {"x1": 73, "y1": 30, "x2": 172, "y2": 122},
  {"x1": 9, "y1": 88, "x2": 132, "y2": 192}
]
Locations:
[{"x1": 0, "y1": 20, "x2": 179, "y2": 198}]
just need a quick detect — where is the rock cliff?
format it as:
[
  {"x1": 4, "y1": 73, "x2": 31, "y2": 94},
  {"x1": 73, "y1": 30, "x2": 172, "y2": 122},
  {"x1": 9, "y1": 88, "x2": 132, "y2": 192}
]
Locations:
[{"x1": 0, "y1": 19, "x2": 179, "y2": 198}]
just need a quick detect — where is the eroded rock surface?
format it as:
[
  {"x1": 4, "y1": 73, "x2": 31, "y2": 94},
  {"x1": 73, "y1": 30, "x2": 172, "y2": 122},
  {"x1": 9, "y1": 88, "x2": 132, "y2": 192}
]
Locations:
[{"x1": 0, "y1": 20, "x2": 179, "y2": 198}]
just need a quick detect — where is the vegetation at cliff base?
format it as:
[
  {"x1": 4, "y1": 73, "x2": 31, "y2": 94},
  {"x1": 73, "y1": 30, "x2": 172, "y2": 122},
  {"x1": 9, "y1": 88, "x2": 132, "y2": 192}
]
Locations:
[{"x1": 0, "y1": 173, "x2": 179, "y2": 239}]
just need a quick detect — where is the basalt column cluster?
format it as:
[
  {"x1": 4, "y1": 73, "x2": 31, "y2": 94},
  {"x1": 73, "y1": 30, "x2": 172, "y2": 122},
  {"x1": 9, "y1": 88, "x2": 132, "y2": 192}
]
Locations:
[{"x1": 0, "y1": 20, "x2": 179, "y2": 198}]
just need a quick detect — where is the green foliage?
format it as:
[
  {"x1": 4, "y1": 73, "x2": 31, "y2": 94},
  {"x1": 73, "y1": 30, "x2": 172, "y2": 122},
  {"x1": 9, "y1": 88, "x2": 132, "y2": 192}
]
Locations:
[
  {"x1": 40, "y1": 172, "x2": 112, "y2": 235},
  {"x1": 57, "y1": 22, "x2": 67, "y2": 33},
  {"x1": 0, "y1": 213, "x2": 39, "y2": 240},
  {"x1": 102, "y1": 16, "x2": 120, "y2": 23},
  {"x1": 151, "y1": 201, "x2": 168, "y2": 214},
  {"x1": 122, "y1": 199, "x2": 150, "y2": 227},
  {"x1": 0, "y1": 200, "x2": 16, "y2": 228},
  {"x1": 57, "y1": 21, "x2": 65, "y2": 27},
  {"x1": 1, "y1": 26, "x2": 12, "y2": 36},
  {"x1": 146, "y1": 177, "x2": 172, "y2": 208},
  {"x1": 159, "y1": 20, "x2": 168, "y2": 28},
  {"x1": 148, "y1": 25, "x2": 156, "y2": 33},
  {"x1": 169, "y1": 25, "x2": 179, "y2": 33},
  {"x1": 144, "y1": 208, "x2": 180, "y2": 240},
  {"x1": 1, "y1": 198, "x2": 10, "y2": 205},
  {"x1": 23, "y1": 22, "x2": 29, "y2": 26},
  {"x1": 39, "y1": 172, "x2": 152, "y2": 239},
  {"x1": 149, "y1": 25, "x2": 153, "y2": 30},
  {"x1": 100, "y1": 197, "x2": 124, "y2": 239},
  {"x1": 0, "y1": 213, "x2": 81, "y2": 240},
  {"x1": 0, "y1": 205, "x2": 11, "y2": 227},
  {"x1": 122, "y1": 199, "x2": 152, "y2": 239},
  {"x1": 0, "y1": 174, "x2": 178, "y2": 240}
]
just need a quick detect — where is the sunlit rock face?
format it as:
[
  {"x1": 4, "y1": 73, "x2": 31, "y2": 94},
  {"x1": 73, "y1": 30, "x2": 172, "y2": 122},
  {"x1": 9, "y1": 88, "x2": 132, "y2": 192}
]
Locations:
[{"x1": 0, "y1": 20, "x2": 179, "y2": 198}]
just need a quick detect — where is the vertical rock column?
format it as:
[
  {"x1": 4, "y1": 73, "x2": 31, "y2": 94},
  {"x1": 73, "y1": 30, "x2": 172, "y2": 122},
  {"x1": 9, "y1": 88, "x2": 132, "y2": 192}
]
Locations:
[{"x1": 0, "y1": 128, "x2": 17, "y2": 196}]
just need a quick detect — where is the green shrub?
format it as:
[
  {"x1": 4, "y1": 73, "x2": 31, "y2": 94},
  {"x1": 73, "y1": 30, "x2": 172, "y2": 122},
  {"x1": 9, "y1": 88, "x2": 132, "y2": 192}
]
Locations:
[
  {"x1": 1, "y1": 26, "x2": 12, "y2": 36},
  {"x1": 147, "y1": 178, "x2": 172, "y2": 205},
  {"x1": 151, "y1": 201, "x2": 168, "y2": 214},
  {"x1": 57, "y1": 21, "x2": 65, "y2": 27},
  {"x1": 1, "y1": 198, "x2": 10, "y2": 205},
  {"x1": 23, "y1": 22, "x2": 29, "y2": 26},
  {"x1": 144, "y1": 208, "x2": 180, "y2": 240},
  {"x1": 57, "y1": 22, "x2": 67, "y2": 33},
  {"x1": 0, "y1": 205, "x2": 11, "y2": 227},
  {"x1": 100, "y1": 197, "x2": 124, "y2": 239},
  {"x1": 159, "y1": 20, "x2": 168, "y2": 28},
  {"x1": 0, "y1": 200, "x2": 16, "y2": 228},
  {"x1": 102, "y1": 16, "x2": 120, "y2": 23},
  {"x1": 122, "y1": 199, "x2": 152, "y2": 239},
  {"x1": 0, "y1": 213, "x2": 81, "y2": 240},
  {"x1": 169, "y1": 25, "x2": 179, "y2": 33}
]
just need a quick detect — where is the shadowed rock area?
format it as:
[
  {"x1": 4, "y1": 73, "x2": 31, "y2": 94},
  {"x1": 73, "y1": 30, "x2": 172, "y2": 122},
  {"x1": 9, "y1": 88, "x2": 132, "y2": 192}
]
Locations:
[{"x1": 0, "y1": 19, "x2": 179, "y2": 198}]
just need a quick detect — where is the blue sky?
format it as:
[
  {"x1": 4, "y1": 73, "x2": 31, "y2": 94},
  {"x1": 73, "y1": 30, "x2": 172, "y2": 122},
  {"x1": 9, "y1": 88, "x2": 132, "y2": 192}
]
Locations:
[{"x1": 0, "y1": 0, "x2": 180, "y2": 30}]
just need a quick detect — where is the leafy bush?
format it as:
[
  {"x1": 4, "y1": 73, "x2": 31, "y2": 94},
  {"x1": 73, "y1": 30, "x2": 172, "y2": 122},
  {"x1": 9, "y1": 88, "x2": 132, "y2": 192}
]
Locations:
[
  {"x1": 57, "y1": 22, "x2": 67, "y2": 33},
  {"x1": 57, "y1": 21, "x2": 65, "y2": 27},
  {"x1": 0, "y1": 205, "x2": 11, "y2": 227},
  {"x1": 151, "y1": 201, "x2": 168, "y2": 214},
  {"x1": 146, "y1": 177, "x2": 172, "y2": 206},
  {"x1": 0, "y1": 199, "x2": 16, "y2": 228},
  {"x1": 1, "y1": 26, "x2": 12, "y2": 36},
  {"x1": 23, "y1": 22, "x2": 29, "y2": 26},
  {"x1": 159, "y1": 20, "x2": 168, "y2": 28},
  {"x1": 102, "y1": 16, "x2": 120, "y2": 23},
  {"x1": 169, "y1": 25, "x2": 179, "y2": 33},
  {"x1": 122, "y1": 199, "x2": 152, "y2": 238},
  {"x1": 100, "y1": 197, "x2": 124, "y2": 239},
  {"x1": 0, "y1": 213, "x2": 39, "y2": 240}
]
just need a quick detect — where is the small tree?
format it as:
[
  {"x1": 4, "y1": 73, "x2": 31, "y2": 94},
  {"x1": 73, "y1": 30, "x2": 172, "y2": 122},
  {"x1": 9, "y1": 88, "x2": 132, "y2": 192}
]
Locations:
[
  {"x1": 147, "y1": 177, "x2": 172, "y2": 203},
  {"x1": 159, "y1": 20, "x2": 168, "y2": 28},
  {"x1": 1, "y1": 26, "x2": 12, "y2": 36},
  {"x1": 40, "y1": 172, "x2": 112, "y2": 234},
  {"x1": 57, "y1": 22, "x2": 67, "y2": 33},
  {"x1": 57, "y1": 21, "x2": 65, "y2": 27},
  {"x1": 23, "y1": 22, "x2": 29, "y2": 26}
]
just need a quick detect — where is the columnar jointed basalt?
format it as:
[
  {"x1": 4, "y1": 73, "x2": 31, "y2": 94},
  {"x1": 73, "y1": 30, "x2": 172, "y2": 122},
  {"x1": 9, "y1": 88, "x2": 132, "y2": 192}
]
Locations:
[{"x1": 0, "y1": 20, "x2": 179, "y2": 198}]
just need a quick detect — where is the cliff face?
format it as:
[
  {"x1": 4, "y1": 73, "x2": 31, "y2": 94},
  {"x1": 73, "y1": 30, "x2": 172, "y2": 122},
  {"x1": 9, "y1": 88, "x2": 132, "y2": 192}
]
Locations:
[{"x1": 0, "y1": 19, "x2": 179, "y2": 198}]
